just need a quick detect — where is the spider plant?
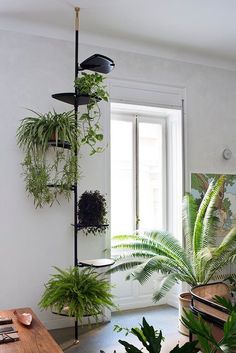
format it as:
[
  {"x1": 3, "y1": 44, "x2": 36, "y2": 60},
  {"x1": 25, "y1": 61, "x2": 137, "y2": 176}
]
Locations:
[
  {"x1": 109, "y1": 175, "x2": 236, "y2": 302},
  {"x1": 17, "y1": 109, "x2": 77, "y2": 153},
  {"x1": 39, "y1": 266, "x2": 116, "y2": 322},
  {"x1": 17, "y1": 73, "x2": 109, "y2": 208},
  {"x1": 17, "y1": 110, "x2": 78, "y2": 208}
]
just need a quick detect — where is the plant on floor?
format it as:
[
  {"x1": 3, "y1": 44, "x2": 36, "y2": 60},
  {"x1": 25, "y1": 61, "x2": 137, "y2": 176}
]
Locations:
[
  {"x1": 182, "y1": 309, "x2": 236, "y2": 353},
  {"x1": 100, "y1": 317, "x2": 199, "y2": 353},
  {"x1": 39, "y1": 266, "x2": 116, "y2": 322},
  {"x1": 77, "y1": 190, "x2": 108, "y2": 235},
  {"x1": 17, "y1": 73, "x2": 109, "y2": 208},
  {"x1": 108, "y1": 175, "x2": 236, "y2": 302}
]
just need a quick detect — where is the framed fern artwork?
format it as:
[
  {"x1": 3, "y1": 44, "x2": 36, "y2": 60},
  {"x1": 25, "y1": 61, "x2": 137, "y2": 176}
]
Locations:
[
  {"x1": 191, "y1": 173, "x2": 236, "y2": 280},
  {"x1": 191, "y1": 173, "x2": 236, "y2": 237}
]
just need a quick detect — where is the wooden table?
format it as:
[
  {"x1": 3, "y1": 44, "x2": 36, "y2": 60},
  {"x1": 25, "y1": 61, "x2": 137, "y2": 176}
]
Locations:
[{"x1": 0, "y1": 308, "x2": 63, "y2": 353}]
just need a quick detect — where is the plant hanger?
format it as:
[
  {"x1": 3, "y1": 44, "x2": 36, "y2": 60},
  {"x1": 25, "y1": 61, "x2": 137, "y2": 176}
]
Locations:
[{"x1": 42, "y1": 7, "x2": 115, "y2": 348}]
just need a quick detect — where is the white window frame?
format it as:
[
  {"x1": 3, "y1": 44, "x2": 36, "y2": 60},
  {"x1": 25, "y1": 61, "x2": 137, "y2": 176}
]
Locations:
[
  {"x1": 110, "y1": 108, "x2": 167, "y2": 233},
  {"x1": 104, "y1": 77, "x2": 186, "y2": 235}
]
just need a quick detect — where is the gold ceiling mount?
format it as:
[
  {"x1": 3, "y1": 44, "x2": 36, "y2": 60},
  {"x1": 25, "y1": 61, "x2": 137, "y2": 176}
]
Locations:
[{"x1": 75, "y1": 7, "x2": 80, "y2": 31}]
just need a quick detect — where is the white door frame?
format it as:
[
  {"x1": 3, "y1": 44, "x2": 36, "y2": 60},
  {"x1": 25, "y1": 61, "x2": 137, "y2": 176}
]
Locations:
[{"x1": 104, "y1": 78, "x2": 187, "y2": 309}]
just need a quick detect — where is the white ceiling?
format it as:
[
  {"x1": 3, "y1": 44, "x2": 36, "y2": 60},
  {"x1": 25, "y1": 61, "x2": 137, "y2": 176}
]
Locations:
[{"x1": 1, "y1": 0, "x2": 236, "y2": 69}]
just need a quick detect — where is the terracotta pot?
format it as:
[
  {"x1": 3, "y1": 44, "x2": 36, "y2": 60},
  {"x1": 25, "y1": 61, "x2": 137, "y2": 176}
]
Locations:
[{"x1": 178, "y1": 292, "x2": 191, "y2": 336}]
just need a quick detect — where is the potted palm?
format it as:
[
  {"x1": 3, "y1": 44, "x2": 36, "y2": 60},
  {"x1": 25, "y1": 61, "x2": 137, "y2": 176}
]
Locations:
[
  {"x1": 108, "y1": 175, "x2": 236, "y2": 334},
  {"x1": 39, "y1": 266, "x2": 115, "y2": 322}
]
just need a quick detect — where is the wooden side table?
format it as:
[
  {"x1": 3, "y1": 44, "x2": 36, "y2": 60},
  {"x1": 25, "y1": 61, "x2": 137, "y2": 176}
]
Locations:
[{"x1": 0, "y1": 308, "x2": 63, "y2": 353}]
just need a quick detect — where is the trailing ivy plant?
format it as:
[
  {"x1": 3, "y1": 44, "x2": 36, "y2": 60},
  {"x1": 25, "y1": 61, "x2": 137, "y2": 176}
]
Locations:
[
  {"x1": 74, "y1": 72, "x2": 109, "y2": 155},
  {"x1": 77, "y1": 190, "x2": 108, "y2": 235},
  {"x1": 39, "y1": 266, "x2": 116, "y2": 322},
  {"x1": 17, "y1": 73, "x2": 109, "y2": 208}
]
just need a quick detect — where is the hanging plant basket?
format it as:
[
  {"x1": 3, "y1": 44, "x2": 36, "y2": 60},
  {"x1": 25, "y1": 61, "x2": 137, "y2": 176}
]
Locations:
[{"x1": 77, "y1": 190, "x2": 109, "y2": 235}]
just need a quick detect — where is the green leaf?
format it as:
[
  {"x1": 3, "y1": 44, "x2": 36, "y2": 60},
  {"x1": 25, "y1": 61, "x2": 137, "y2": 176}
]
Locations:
[
  {"x1": 169, "y1": 341, "x2": 199, "y2": 353},
  {"x1": 118, "y1": 340, "x2": 143, "y2": 353}
]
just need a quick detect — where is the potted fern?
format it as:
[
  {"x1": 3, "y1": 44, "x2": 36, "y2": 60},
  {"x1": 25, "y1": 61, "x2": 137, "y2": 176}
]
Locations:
[
  {"x1": 109, "y1": 175, "x2": 236, "y2": 334},
  {"x1": 17, "y1": 73, "x2": 109, "y2": 208},
  {"x1": 39, "y1": 266, "x2": 115, "y2": 322}
]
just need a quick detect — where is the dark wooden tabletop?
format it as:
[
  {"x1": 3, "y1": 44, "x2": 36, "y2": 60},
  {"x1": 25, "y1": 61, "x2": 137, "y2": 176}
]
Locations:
[{"x1": 0, "y1": 307, "x2": 63, "y2": 353}]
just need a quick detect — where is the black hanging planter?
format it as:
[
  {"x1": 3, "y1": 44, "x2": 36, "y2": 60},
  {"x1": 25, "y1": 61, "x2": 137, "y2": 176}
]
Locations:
[{"x1": 77, "y1": 190, "x2": 109, "y2": 235}]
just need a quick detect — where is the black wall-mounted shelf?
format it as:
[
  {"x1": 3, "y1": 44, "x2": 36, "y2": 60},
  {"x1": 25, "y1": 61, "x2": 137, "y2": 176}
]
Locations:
[
  {"x1": 52, "y1": 93, "x2": 100, "y2": 106},
  {"x1": 78, "y1": 258, "x2": 115, "y2": 268},
  {"x1": 76, "y1": 223, "x2": 109, "y2": 230},
  {"x1": 52, "y1": 307, "x2": 100, "y2": 318},
  {"x1": 47, "y1": 184, "x2": 75, "y2": 191},
  {"x1": 48, "y1": 140, "x2": 71, "y2": 150}
]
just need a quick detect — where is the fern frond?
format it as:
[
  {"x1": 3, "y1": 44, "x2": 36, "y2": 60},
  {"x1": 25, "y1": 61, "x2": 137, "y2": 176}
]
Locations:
[
  {"x1": 153, "y1": 273, "x2": 177, "y2": 302},
  {"x1": 201, "y1": 176, "x2": 225, "y2": 248},
  {"x1": 130, "y1": 255, "x2": 196, "y2": 286},
  {"x1": 106, "y1": 261, "x2": 143, "y2": 274},
  {"x1": 183, "y1": 193, "x2": 198, "y2": 255},
  {"x1": 192, "y1": 178, "x2": 215, "y2": 255}
]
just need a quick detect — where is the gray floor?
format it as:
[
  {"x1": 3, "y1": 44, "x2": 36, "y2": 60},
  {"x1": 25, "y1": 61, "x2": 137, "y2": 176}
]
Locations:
[{"x1": 50, "y1": 305, "x2": 188, "y2": 353}]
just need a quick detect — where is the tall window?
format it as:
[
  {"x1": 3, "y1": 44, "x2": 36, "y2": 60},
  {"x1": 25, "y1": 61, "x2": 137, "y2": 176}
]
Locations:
[{"x1": 111, "y1": 103, "x2": 172, "y2": 238}]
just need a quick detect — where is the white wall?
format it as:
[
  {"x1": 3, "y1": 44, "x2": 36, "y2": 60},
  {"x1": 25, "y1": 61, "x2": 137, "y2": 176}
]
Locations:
[{"x1": 1, "y1": 29, "x2": 236, "y2": 328}]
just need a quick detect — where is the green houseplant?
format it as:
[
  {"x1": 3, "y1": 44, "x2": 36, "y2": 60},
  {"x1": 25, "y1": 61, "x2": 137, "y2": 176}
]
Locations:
[
  {"x1": 17, "y1": 73, "x2": 109, "y2": 208},
  {"x1": 39, "y1": 266, "x2": 115, "y2": 322},
  {"x1": 17, "y1": 110, "x2": 77, "y2": 207},
  {"x1": 109, "y1": 175, "x2": 236, "y2": 302},
  {"x1": 77, "y1": 190, "x2": 108, "y2": 235},
  {"x1": 74, "y1": 72, "x2": 109, "y2": 155},
  {"x1": 101, "y1": 310, "x2": 236, "y2": 353},
  {"x1": 101, "y1": 317, "x2": 199, "y2": 353}
]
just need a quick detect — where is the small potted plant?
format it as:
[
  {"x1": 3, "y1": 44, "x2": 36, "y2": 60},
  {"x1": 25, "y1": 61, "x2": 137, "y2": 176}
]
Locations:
[
  {"x1": 39, "y1": 266, "x2": 115, "y2": 322},
  {"x1": 77, "y1": 190, "x2": 108, "y2": 235}
]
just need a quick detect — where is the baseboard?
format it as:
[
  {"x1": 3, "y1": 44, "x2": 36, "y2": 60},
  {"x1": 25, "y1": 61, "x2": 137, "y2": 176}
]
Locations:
[
  {"x1": 167, "y1": 294, "x2": 178, "y2": 309},
  {"x1": 114, "y1": 296, "x2": 167, "y2": 311}
]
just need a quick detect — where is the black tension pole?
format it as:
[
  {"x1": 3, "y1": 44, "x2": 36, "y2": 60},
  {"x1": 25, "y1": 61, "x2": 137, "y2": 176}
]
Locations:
[{"x1": 74, "y1": 6, "x2": 80, "y2": 344}]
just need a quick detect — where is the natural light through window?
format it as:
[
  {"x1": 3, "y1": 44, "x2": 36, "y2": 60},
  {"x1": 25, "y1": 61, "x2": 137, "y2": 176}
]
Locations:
[
  {"x1": 111, "y1": 103, "x2": 170, "y2": 237},
  {"x1": 138, "y1": 122, "x2": 164, "y2": 231}
]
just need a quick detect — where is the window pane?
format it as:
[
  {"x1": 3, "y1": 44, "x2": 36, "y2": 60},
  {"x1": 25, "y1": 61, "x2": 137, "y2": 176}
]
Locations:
[
  {"x1": 111, "y1": 120, "x2": 134, "y2": 235},
  {"x1": 138, "y1": 122, "x2": 164, "y2": 231}
]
